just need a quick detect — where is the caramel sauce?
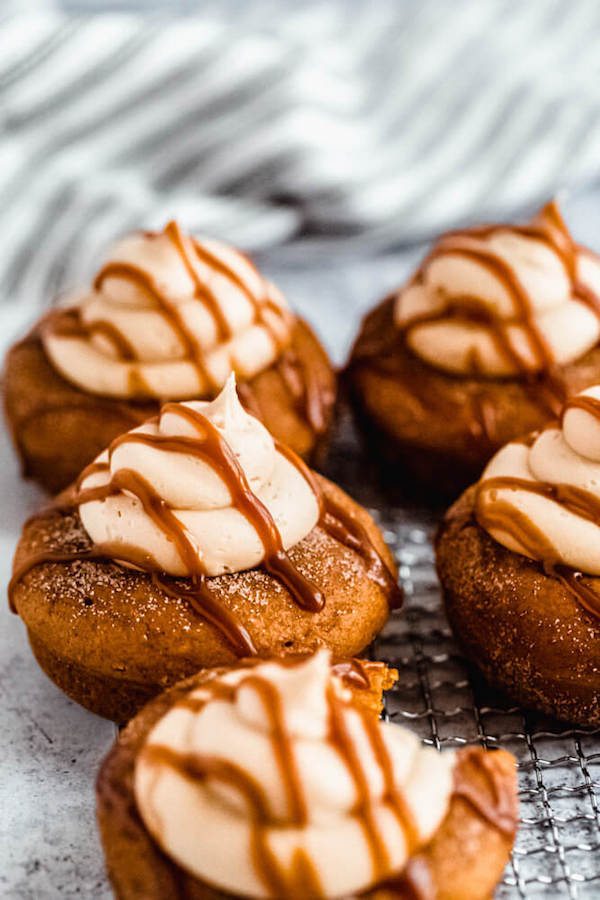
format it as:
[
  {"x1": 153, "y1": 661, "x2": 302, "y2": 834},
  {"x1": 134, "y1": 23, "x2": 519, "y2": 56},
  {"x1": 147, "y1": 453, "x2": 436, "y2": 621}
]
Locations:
[
  {"x1": 93, "y1": 658, "x2": 513, "y2": 899},
  {"x1": 477, "y1": 476, "x2": 600, "y2": 529},
  {"x1": 10, "y1": 408, "x2": 401, "y2": 653},
  {"x1": 452, "y1": 747, "x2": 517, "y2": 838},
  {"x1": 276, "y1": 347, "x2": 330, "y2": 436},
  {"x1": 151, "y1": 573, "x2": 257, "y2": 657},
  {"x1": 44, "y1": 222, "x2": 325, "y2": 436},
  {"x1": 94, "y1": 259, "x2": 220, "y2": 394},
  {"x1": 49, "y1": 309, "x2": 137, "y2": 360},
  {"x1": 8, "y1": 541, "x2": 161, "y2": 613},
  {"x1": 560, "y1": 393, "x2": 600, "y2": 426},
  {"x1": 330, "y1": 658, "x2": 371, "y2": 690},
  {"x1": 543, "y1": 565, "x2": 600, "y2": 621},
  {"x1": 192, "y1": 237, "x2": 286, "y2": 342},
  {"x1": 162, "y1": 403, "x2": 325, "y2": 612},
  {"x1": 165, "y1": 221, "x2": 231, "y2": 342}
]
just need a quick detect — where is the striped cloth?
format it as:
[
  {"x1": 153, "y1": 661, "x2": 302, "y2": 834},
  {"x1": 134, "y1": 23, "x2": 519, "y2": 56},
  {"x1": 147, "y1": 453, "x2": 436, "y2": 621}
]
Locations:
[{"x1": 2, "y1": 0, "x2": 600, "y2": 327}]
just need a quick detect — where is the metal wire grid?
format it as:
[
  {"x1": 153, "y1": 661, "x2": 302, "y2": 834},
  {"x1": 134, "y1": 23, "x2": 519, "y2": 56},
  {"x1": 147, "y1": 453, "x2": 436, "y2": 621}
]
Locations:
[{"x1": 324, "y1": 424, "x2": 600, "y2": 900}]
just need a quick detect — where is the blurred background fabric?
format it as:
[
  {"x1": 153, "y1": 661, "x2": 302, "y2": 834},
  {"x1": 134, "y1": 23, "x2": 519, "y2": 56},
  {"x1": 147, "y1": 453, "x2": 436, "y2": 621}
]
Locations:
[{"x1": 2, "y1": 0, "x2": 600, "y2": 353}]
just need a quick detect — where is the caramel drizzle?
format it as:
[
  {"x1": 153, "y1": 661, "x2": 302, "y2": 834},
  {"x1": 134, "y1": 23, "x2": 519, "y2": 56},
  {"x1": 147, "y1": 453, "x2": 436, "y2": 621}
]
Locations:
[
  {"x1": 141, "y1": 664, "x2": 417, "y2": 899},
  {"x1": 94, "y1": 258, "x2": 220, "y2": 395},
  {"x1": 474, "y1": 473, "x2": 600, "y2": 624},
  {"x1": 10, "y1": 410, "x2": 401, "y2": 653},
  {"x1": 452, "y1": 747, "x2": 518, "y2": 837},
  {"x1": 276, "y1": 440, "x2": 402, "y2": 607},
  {"x1": 49, "y1": 309, "x2": 138, "y2": 360},
  {"x1": 192, "y1": 237, "x2": 285, "y2": 335},
  {"x1": 330, "y1": 657, "x2": 371, "y2": 690},
  {"x1": 46, "y1": 222, "x2": 326, "y2": 435},
  {"x1": 276, "y1": 347, "x2": 330, "y2": 435},
  {"x1": 166, "y1": 221, "x2": 231, "y2": 341},
  {"x1": 560, "y1": 393, "x2": 600, "y2": 427}
]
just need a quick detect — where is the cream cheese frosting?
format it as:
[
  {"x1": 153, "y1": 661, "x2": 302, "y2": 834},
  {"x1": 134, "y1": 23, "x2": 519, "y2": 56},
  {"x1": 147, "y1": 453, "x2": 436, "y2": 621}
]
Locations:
[
  {"x1": 78, "y1": 376, "x2": 319, "y2": 577},
  {"x1": 394, "y1": 201, "x2": 600, "y2": 377},
  {"x1": 42, "y1": 222, "x2": 293, "y2": 400},
  {"x1": 475, "y1": 384, "x2": 600, "y2": 573},
  {"x1": 133, "y1": 651, "x2": 454, "y2": 899}
]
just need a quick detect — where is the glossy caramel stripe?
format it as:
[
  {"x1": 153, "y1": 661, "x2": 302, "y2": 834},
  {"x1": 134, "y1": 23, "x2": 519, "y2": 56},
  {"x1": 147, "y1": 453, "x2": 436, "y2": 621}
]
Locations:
[
  {"x1": 129, "y1": 665, "x2": 512, "y2": 899},
  {"x1": 241, "y1": 676, "x2": 308, "y2": 826},
  {"x1": 331, "y1": 658, "x2": 371, "y2": 689},
  {"x1": 561, "y1": 393, "x2": 600, "y2": 426},
  {"x1": 49, "y1": 310, "x2": 138, "y2": 360},
  {"x1": 413, "y1": 244, "x2": 554, "y2": 371},
  {"x1": 94, "y1": 260, "x2": 220, "y2": 394},
  {"x1": 275, "y1": 439, "x2": 403, "y2": 609},
  {"x1": 477, "y1": 475, "x2": 600, "y2": 527},
  {"x1": 151, "y1": 573, "x2": 256, "y2": 657},
  {"x1": 361, "y1": 708, "x2": 419, "y2": 854},
  {"x1": 277, "y1": 348, "x2": 328, "y2": 436},
  {"x1": 545, "y1": 565, "x2": 600, "y2": 621},
  {"x1": 192, "y1": 238, "x2": 284, "y2": 342},
  {"x1": 452, "y1": 747, "x2": 517, "y2": 837},
  {"x1": 165, "y1": 221, "x2": 231, "y2": 341},
  {"x1": 8, "y1": 541, "x2": 162, "y2": 613},
  {"x1": 327, "y1": 683, "x2": 392, "y2": 879}
]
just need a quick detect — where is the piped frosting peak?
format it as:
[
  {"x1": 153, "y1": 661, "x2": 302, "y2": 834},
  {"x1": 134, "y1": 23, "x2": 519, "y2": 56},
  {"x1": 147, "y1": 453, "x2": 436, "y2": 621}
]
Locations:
[
  {"x1": 43, "y1": 222, "x2": 292, "y2": 399},
  {"x1": 394, "y1": 201, "x2": 600, "y2": 377},
  {"x1": 134, "y1": 651, "x2": 454, "y2": 899},
  {"x1": 78, "y1": 376, "x2": 319, "y2": 577}
]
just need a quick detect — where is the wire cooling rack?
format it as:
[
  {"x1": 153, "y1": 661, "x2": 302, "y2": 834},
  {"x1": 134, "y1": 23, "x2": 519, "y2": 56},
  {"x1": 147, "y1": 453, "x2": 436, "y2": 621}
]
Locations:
[{"x1": 324, "y1": 415, "x2": 600, "y2": 900}]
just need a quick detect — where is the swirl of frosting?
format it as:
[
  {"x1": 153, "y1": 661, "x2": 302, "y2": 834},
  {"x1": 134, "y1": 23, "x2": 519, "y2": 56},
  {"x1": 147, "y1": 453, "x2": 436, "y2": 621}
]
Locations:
[
  {"x1": 475, "y1": 384, "x2": 600, "y2": 574},
  {"x1": 133, "y1": 651, "x2": 454, "y2": 899},
  {"x1": 78, "y1": 376, "x2": 319, "y2": 577},
  {"x1": 42, "y1": 222, "x2": 292, "y2": 399},
  {"x1": 394, "y1": 201, "x2": 600, "y2": 377}
]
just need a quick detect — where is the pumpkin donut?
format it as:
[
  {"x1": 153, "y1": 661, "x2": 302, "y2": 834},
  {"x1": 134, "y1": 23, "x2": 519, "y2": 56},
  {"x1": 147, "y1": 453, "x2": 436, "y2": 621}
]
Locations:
[
  {"x1": 346, "y1": 200, "x2": 600, "y2": 501},
  {"x1": 4, "y1": 222, "x2": 336, "y2": 493},
  {"x1": 10, "y1": 380, "x2": 399, "y2": 723}
]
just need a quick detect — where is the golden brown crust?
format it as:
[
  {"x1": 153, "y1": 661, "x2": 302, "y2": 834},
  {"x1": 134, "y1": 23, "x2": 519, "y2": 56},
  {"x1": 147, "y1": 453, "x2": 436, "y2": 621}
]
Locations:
[
  {"x1": 96, "y1": 667, "x2": 517, "y2": 900},
  {"x1": 11, "y1": 476, "x2": 395, "y2": 722},
  {"x1": 436, "y1": 487, "x2": 600, "y2": 725},
  {"x1": 346, "y1": 297, "x2": 600, "y2": 500},
  {"x1": 3, "y1": 314, "x2": 336, "y2": 494}
]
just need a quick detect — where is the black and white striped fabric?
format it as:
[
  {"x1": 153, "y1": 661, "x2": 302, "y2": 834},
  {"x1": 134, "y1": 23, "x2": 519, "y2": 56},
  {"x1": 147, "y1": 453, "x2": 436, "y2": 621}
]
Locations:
[{"x1": 2, "y1": 0, "x2": 600, "y2": 320}]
